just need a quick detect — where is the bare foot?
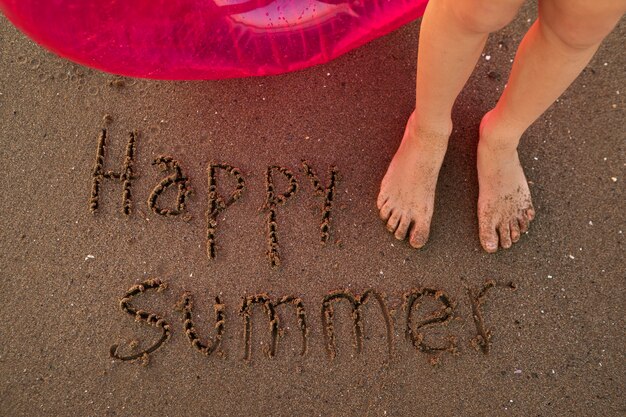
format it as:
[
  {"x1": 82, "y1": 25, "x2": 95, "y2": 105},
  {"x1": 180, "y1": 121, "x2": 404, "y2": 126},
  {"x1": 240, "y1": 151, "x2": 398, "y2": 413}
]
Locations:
[
  {"x1": 477, "y1": 112, "x2": 535, "y2": 253},
  {"x1": 377, "y1": 112, "x2": 451, "y2": 248}
]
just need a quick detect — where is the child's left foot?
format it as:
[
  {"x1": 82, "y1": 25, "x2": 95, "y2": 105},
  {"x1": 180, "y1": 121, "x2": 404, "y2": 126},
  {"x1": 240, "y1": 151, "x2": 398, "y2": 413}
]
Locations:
[{"x1": 477, "y1": 113, "x2": 535, "y2": 253}]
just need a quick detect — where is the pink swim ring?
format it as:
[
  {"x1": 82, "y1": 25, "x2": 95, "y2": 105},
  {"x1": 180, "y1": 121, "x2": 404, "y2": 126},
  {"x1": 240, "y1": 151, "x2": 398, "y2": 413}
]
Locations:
[{"x1": 0, "y1": 0, "x2": 428, "y2": 79}]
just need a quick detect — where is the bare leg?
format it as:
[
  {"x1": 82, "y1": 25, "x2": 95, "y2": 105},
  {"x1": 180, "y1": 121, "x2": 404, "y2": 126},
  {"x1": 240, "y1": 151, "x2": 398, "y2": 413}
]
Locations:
[
  {"x1": 477, "y1": 0, "x2": 626, "y2": 252},
  {"x1": 378, "y1": 0, "x2": 524, "y2": 248}
]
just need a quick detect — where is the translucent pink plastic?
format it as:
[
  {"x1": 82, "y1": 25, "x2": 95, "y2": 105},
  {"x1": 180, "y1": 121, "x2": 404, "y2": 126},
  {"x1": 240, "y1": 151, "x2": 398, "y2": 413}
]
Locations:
[{"x1": 0, "y1": 0, "x2": 427, "y2": 79}]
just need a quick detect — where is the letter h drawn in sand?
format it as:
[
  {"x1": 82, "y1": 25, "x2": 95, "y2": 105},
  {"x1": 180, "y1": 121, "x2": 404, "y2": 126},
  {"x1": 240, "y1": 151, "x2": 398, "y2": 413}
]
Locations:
[
  {"x1": 206, "y1": 163, "x2": 245, "y2": 259},
  {"x1": 404, "y1": 288, "x2": 457, "y2": 356},
  {"x1": 239, "y1": 294, "x2": 307, "y2": 361},
  {"x1": 263, "y1": 166, "x2": 298, "y2": 267},
  {"x1": 321, "y1": 290, "x2": 393, "y2": 360},
  {"x1": 89, "y1": 129, "x2": 136, "y2": 215},
  {"x1": 147, "y1": 156, "x2": 192, "y2": 216},
  {"x1": 110, "y1": 279, "x2": 170, "y2": 363},
  {"x1": 178, "y1": 292, "x2": 226, "y2": 357}
]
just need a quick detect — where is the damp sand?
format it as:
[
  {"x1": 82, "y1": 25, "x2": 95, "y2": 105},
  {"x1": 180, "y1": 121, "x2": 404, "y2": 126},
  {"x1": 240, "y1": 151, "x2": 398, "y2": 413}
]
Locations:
[{"x1": 1, "y1": 4, "x2": 625, "y2": 416}]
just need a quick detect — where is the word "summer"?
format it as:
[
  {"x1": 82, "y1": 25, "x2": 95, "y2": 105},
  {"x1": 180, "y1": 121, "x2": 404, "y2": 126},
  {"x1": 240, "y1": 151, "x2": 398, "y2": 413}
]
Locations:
[{"x1": 110, "y1": 279, "x2": 516, "y2": 365}]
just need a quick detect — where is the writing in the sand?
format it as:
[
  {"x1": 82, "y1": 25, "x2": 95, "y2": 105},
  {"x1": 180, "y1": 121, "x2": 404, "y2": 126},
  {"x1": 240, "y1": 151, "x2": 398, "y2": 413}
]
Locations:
[
  {"x1": 89, "y1": 129, "x2": 337, "y2": 268},
  {"x1": 110, "y1": 279, "x2": 516, "y2": 365}
]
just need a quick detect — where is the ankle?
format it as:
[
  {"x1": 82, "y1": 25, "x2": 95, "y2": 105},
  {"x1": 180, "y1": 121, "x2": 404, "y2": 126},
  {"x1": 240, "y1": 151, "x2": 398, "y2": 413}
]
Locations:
[
  {"x1": 409, "y1": 112, "x2": 453, "y2": 142},
  {"x1": 479, "y1": 110, "x2": 523, "y2": 153}
]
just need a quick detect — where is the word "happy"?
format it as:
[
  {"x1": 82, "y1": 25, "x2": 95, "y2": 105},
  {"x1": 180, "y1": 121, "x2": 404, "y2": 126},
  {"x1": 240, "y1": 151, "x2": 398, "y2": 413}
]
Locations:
[{"x1": 88, "y1": 129, "x2": 338, "y2": 267}]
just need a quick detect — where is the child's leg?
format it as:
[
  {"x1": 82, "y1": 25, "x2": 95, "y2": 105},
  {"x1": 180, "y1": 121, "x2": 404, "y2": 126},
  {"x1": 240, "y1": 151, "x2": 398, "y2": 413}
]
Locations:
[
  {"x1": 378, "y1": 0, "x2": 525, "y2": 248},
  {"x1": 377, "y1": 0, "x2": 523, "y2": 248},
  {"x1": 477, "y1": 0, "x2": 625, "y2": 252}
]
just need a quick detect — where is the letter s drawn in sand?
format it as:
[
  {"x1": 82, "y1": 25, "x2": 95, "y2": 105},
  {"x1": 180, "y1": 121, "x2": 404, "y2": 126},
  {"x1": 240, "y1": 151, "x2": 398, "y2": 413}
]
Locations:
[{"x1": 110, "y1": 279, "x2": 170, "y2": 363}]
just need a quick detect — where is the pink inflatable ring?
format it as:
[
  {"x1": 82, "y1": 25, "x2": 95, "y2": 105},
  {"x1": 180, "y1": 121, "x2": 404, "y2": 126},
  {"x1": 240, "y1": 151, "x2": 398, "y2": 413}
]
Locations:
[{"x1": 0, "y1": 0, "x2": 427, "y2": 80}]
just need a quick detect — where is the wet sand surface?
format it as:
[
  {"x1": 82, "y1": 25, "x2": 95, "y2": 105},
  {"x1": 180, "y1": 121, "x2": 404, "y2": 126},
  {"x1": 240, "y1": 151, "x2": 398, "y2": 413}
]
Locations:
[{"x1": 1, "y1": 3, "x2": 624, "y2": 416}]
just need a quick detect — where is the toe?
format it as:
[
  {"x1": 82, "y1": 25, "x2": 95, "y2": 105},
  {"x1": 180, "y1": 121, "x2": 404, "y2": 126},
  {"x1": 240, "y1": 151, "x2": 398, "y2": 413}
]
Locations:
[
  {"x1": 479, "y1": 221, "x2": 499, "y2": 253},
  {"x1": 376, "y1": 193, "x2": 389, "y2": 210},
  {"x1": 510, "y1": 219, "x2": 521, "y2": 243},
  {"x1": 498, "y1": 222, "x2": 512, "y2": 249},
  {"x1": 386, "y1": 211, "x2": 401, "y2": 232},
  {"x1": 525, "y1": 205, "x2": 536, "y2": 221},
  {"x1": 379, "y1": 202, "x2": 393, "y2": 222},
  {"x1": 409, "y1": 221, "x2": 430, "y2": 249},
  {"x1": 394, "y1": 216, "x2": 412, "y2": 240},
  {"x1": 518, "y1": 213, "x2": 529, "y2": 233}
]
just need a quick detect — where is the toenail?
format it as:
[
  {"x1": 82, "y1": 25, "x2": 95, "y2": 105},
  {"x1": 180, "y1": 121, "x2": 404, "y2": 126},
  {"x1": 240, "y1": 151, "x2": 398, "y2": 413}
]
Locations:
[{"x1": 410, "y1": 238, "x2": 426, "y2": 248}]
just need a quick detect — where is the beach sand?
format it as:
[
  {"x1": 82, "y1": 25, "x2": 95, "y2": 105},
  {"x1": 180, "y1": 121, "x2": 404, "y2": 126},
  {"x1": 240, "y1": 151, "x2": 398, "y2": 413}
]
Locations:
[{"x1": 1, "y1": 3, "x2": 624, "y2": 416}]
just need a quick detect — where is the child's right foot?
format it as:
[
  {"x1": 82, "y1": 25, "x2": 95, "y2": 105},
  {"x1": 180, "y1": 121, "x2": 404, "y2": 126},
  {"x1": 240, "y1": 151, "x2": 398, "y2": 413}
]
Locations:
[{"x1": 377, "y1": 112, "x2": 451, "y2": 248}]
